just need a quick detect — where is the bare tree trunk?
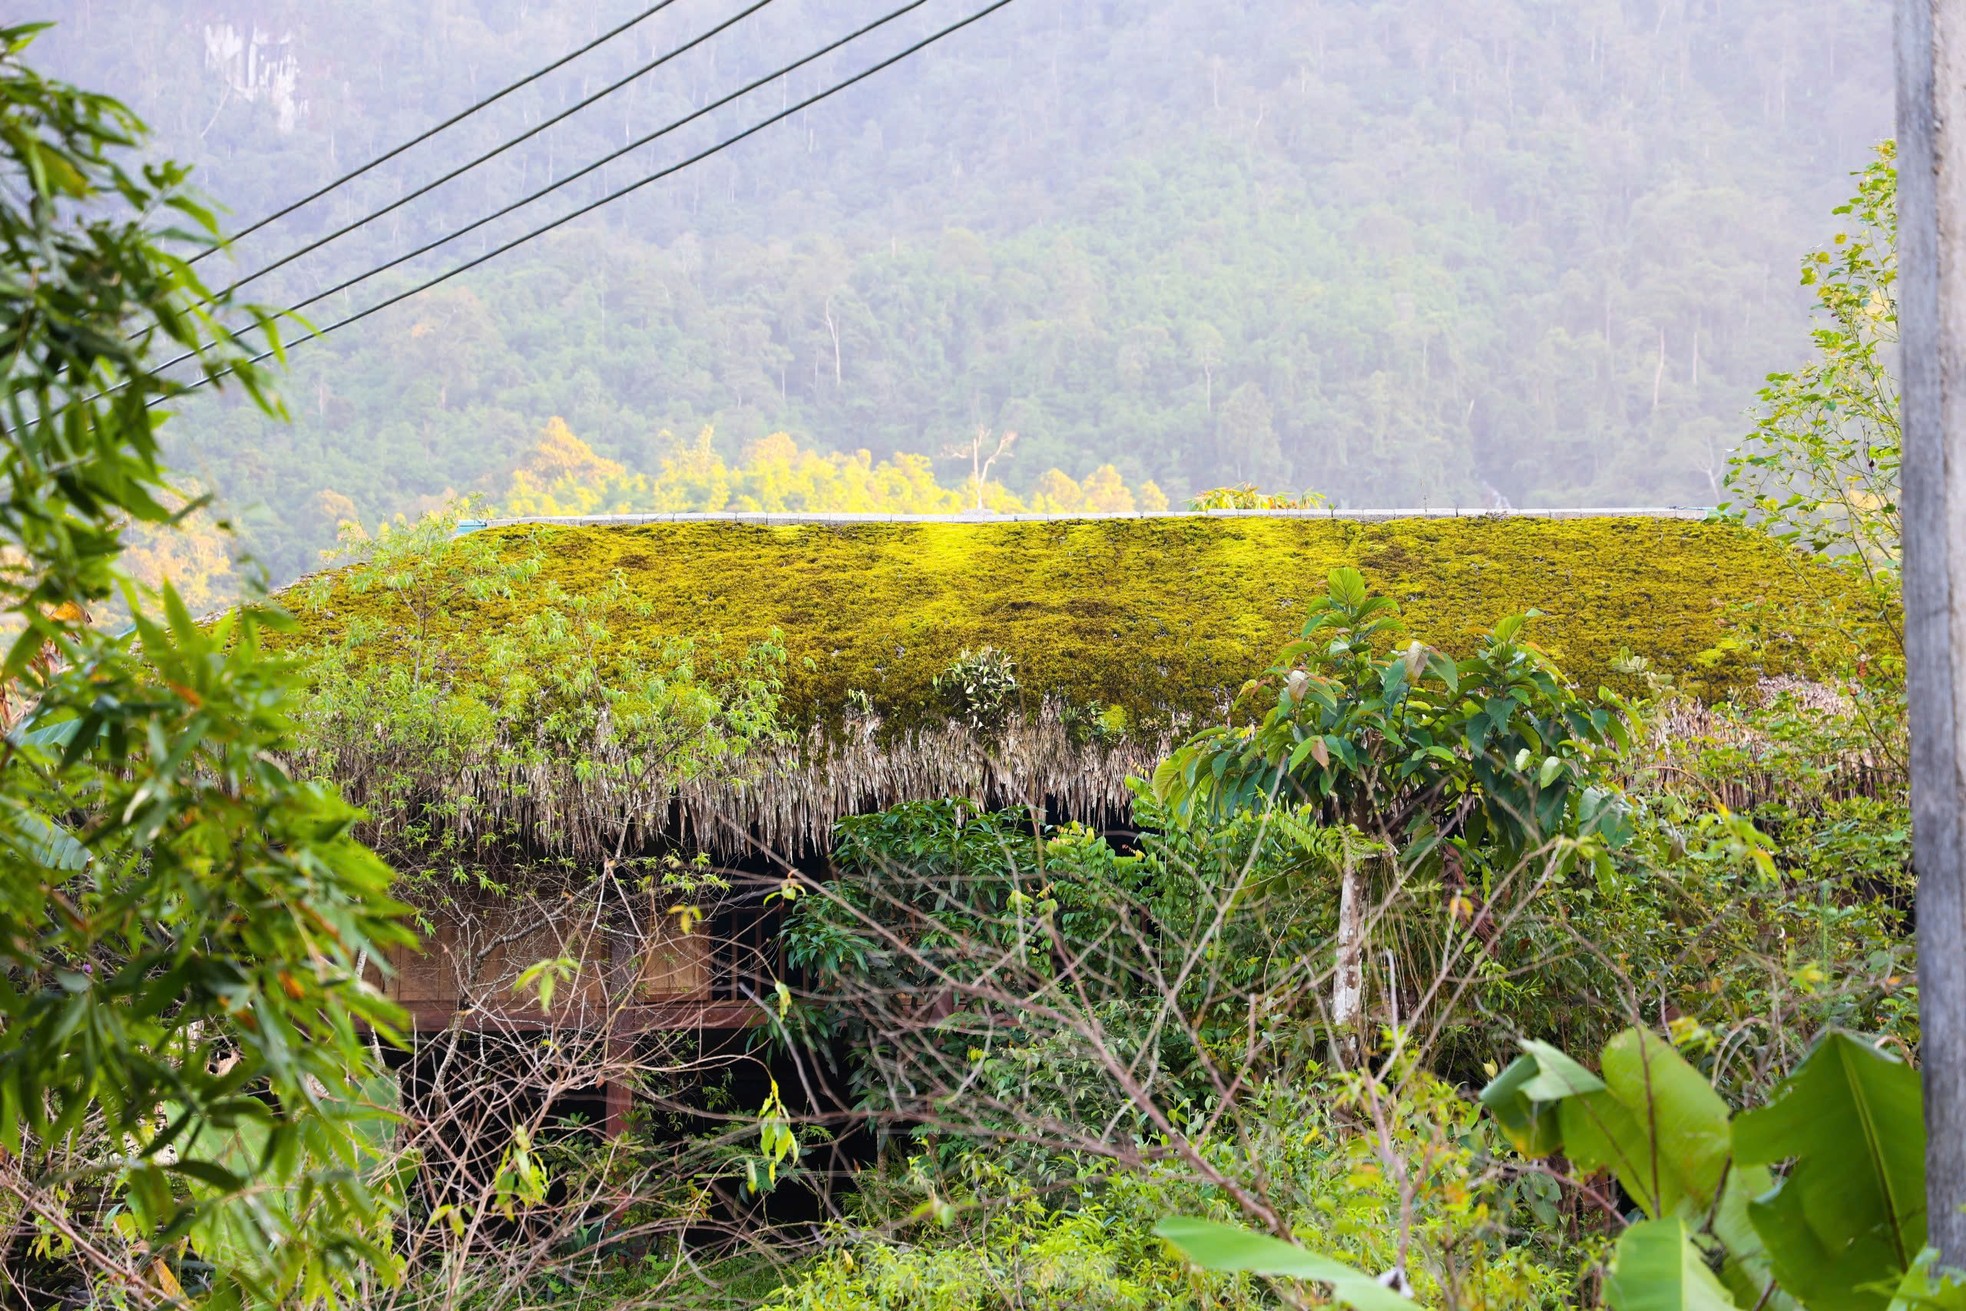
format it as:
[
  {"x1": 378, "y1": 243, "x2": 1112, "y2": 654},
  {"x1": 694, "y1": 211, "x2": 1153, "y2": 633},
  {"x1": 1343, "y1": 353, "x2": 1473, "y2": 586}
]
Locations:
[
  {"x1": 824, "y1": 299, "x2": 843, "y2": 386},
  {"x1": 1898, "y1": 0, "x2": 1966, "y2": 1261},
  {"x1": 1331, "y1": 858, "x2": 1367, "y2": 1065},
  {"x1": 1651, "y1": 327, "x2": 1667, "y2": 412}
]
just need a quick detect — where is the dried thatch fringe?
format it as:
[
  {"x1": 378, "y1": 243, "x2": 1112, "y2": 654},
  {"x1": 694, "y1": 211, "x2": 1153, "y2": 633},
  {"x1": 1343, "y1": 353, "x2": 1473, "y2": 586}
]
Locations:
[
  {"x1": 675, "y1": 702, "x2": 1176, "y2": 857},
  {"x1": 314, "y1": 678, "x2": 1901, "y2": 870},
  {"x1": 316, "y1": 699, "x2": 1180, "y2": 865},
  {"x1": 1634, "y1": 676, "x2": 1904, "y2": 809}
]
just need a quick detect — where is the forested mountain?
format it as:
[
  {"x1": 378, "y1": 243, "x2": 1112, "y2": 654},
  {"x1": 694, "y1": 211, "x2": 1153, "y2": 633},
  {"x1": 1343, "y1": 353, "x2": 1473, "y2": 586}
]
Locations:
[{"x1": 33, "y1": 0, "x2": 1891, "y2": 580}]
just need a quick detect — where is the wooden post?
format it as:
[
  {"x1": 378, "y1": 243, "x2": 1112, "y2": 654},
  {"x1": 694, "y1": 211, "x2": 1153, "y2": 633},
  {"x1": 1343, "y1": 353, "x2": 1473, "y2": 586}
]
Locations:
[
  {"x1": 1899, "y1": 0, "x2": 1966, "y2": 1258},
  {"x1": 604, "y1": 1032, "x2": 634, "y2": 1139},
  {"x1": 605, "y1": 908, "x2": 636, "y2": 1139}
]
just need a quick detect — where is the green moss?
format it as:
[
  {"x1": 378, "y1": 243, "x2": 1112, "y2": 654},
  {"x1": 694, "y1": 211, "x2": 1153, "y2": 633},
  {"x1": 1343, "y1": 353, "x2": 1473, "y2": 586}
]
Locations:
[{"x1": 287, "y1": 516, "x2": 1879, "y2": 730}]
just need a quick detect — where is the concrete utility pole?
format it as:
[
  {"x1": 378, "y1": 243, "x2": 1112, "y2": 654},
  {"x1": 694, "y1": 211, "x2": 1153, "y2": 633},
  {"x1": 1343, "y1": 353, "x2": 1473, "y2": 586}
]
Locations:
[{"x1": 1899, "y1": 0, "x2": 1966, "y2": 1257}]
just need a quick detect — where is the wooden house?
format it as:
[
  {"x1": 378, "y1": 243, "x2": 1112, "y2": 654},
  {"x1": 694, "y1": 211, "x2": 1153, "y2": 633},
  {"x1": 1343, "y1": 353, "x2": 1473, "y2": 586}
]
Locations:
[{"x1": 304, "y1": 510, "x2": 1870, "y2": 1065}]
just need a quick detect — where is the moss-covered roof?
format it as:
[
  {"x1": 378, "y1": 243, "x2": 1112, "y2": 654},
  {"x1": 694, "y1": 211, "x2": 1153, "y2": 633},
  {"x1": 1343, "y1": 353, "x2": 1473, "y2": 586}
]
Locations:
[{"x1": 293, "y1": 514, "x2": 1876, "y2": 730}]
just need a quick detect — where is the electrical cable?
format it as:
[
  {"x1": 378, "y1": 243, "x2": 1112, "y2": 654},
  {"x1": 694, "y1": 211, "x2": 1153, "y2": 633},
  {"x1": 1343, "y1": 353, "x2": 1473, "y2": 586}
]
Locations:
[
  {"x1": 180, "y1": 0, "x2": 934, "y2": 356},
  {"x1": 196, "y1": 0, "x2": 692, "y2": 261},
  {"x1": 207, "y1": 0, "x2": 781, "y2": 300},
  {"x1": 168, "y1": 0, "x2": 1018, "y2": 403},
  {"x1": 21, "y1": 0, "x2": 1017, "y2": 438}
]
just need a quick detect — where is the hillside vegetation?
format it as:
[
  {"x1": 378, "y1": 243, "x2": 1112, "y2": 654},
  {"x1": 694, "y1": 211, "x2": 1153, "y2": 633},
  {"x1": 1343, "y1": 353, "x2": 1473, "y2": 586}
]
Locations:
[{"x1": 31, "y1": 0, "x2": 1892, "y2": 579}]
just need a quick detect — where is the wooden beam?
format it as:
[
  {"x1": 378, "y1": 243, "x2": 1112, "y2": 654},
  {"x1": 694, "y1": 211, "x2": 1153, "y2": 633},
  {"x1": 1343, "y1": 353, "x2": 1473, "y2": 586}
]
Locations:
[
  {"x1": 401, "y1": 1000, "x2": 760, "y2": 1033},
  {"x1": 1898, "y1": 0, "x2": 1966, "y2": 1260}
]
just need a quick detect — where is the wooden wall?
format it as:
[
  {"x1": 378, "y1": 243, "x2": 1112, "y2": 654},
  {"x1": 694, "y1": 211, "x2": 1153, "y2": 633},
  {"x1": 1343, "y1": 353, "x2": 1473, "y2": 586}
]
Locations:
[{"x1": 370, "y1": 888, "x2": 732, "y2": 1030}]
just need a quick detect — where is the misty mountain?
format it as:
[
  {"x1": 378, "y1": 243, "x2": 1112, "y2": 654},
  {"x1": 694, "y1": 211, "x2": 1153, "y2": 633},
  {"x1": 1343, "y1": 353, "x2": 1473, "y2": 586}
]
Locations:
[{"x1": 31, "y1": 0, "x2": 1892, "y2": 578}]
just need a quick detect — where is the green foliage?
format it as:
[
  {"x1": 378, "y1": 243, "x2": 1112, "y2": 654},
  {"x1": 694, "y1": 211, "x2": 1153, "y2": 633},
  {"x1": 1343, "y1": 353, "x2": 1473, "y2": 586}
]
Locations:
[
  {"x1": 0, "y1": 24, "x2": 411, "y2": 1306},
  {"x1": 767, "y1": 563, "x2": 1915, "y2": 1310},
  {"x1": 31, "y1": 3, "x2": 1894, "y2": 577},
  {"x1": 1732, "y1": 1033, "x2": 1925, "y2": 1308},
  {"x1": 786, "y1": 784, "x2": 1685, "y2": 1300},
  {"x1": 1601, "y1": 1219, "x2": 1739, "y2": 1311},
  {"x1": 1155, "y1": 565, "x2": 1632, "y2": 879},
  {"x1": 1480, "y1": 1027, "x2": 1941, "y2": 1311},
  {"x1": 766, "y1": 1071, "x2": 1574, "y2": 1310},
  {"x1": 1620, "y1": 704, "x2": 1917, "y2": 1095},
  {"x1": 288, "y1": 507, "x2": 787, "y2": 877},
  {"x1": 172, "y1": 1075, "x2": 406, "y2": 1299},
  {"x1": 0, "y1": 25, "x2": 278, "y2": 597},
  {"x1": 1146, "y1": 568, "x2": 1635, "y2": 1066},
  {"x1": 780, "y1": 800, "x2": 1145, "y2": 1113},
  {"x1": 1725, "y1": 145, "x2": 1900, "y2": 619},
  {"x1": 1481, "y1": 1028, "x2": 1770, "y2": 1305},
  {"x1": 932, "y1": 645, "x2": 1019, "y2": 733},
  {"x1": 790, "y1": 731, "x2": 1767, "y2": 1115},
  {"x1": 495, "y1": 422, "x2": 1168, "y2": 518},
  {"x1": 1187, "y1": 485, "x2": 1328, "y2": 511},
  {"x1": 766, "y1": 1198, "x2": 1176, "y2": 1311}
]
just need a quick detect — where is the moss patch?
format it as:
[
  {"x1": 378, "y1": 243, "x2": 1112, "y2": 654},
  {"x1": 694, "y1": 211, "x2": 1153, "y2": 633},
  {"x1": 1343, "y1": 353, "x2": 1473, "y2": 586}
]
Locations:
[{"x1": 286, "y1": 516, "x2": 1877, "y2": 730}]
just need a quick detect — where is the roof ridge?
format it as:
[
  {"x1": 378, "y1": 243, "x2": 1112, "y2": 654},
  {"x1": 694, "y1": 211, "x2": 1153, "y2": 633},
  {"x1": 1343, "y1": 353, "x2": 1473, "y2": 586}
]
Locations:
[{"x1": 459, "y1": 507, "x2": 1715, "y2": 531}]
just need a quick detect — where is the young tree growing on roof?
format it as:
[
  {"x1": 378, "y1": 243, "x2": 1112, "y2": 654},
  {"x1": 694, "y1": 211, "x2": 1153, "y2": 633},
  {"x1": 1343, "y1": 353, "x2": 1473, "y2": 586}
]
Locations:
[
  {"x1": 1153, "y1": 568, "x2": 1632, "y2": 1063},
  {"x1": 1724, "y1": 144, "x2": 1900, "y2": 639}
]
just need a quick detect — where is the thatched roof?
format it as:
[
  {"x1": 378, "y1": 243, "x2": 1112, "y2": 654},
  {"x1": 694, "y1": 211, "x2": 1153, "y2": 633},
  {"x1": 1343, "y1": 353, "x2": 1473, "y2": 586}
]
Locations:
[{"x1": 288, "y1": 513, "x2": 1880, "y2": 859}]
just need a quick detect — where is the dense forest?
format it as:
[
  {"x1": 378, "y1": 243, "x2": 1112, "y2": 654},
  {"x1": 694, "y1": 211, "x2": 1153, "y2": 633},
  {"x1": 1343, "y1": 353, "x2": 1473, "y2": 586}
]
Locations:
[{"x1": 33, "y1": 0, "x2": 1892, "y2": 579}]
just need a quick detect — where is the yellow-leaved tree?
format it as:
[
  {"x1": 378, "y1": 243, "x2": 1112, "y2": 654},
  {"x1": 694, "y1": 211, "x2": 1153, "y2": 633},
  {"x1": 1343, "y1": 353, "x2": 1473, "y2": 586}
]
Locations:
[
  {"x1": 490, "y1": 420, "x2": 1169, "y2": 517},
  {"x1": 119, "y1": 488, "x2": 239, "y2": 614}
]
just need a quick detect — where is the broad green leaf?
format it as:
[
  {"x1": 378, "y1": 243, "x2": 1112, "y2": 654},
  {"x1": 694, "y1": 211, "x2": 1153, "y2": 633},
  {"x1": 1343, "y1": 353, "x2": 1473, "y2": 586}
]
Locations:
[
  {"x1": 1, "y1": 805, "x2": 89, "y2": 870},
  {"x1": 1558, "y1": 1088, "x2": 1656, "y2": 1210},
  {"x1": 1603, "y1": 1218, "x2": 1742, "y2": 1311},
  {"x1": 1711, "y1": 1162, "x2": 1791, "y2": 1311},
  {"x1": 1521, "y1": 1029, "x2": 1729, "y2": 1221},
  {"x1": 1517, "y1": 1039, "x2": 1608, "y2": 1099},
  {"x1": 1598, "y1": 1028, "x2": 1734, "y2": 1214},
  {"x1": 1477, "y1": 1038, "x2": 1603, "y2": 1158},
  {"x1": 10, "y1": 715, "x2": 79, "y2": 751},
  {"x1": 1734, "y1": 1032, "x2": 1925, "y2": 1311},
  {"x1": 1154, "y1": 1217, "x2": 1414, "y2": 1310},
  {"x1": 1479, "y1": 1054, "x2": 1566, "y2": 1157},
  {"x1": 1327, "y1": 567, "x2": 1369, "y2": 609}
]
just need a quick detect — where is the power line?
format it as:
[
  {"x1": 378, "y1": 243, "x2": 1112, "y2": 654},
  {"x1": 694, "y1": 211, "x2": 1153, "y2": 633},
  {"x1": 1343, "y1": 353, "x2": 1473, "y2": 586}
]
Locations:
[
  {"x1": 171, "y1": 0, "x2": 1018, "y2": 404},
  {"x1": 208, "y1": 0, "x2": 780, "y2": 300},
  {"x1": 196, "y1": 0, "x2": 933, "y2": 349},
  {"x1": 198, "y1": 0, "x2": 691, "y2": 261}
]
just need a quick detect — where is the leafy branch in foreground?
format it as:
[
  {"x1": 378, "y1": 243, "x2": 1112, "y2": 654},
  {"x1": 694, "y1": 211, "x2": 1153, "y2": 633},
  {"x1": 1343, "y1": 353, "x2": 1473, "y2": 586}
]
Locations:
[
  {"x1": 1162, "y1": 1029, "x2": 1957, "y2": 1310},
  {"x1": 1154, "y1": 566, "x2": 1631, "y2": 1059},
  {"x1": 1482, "y1": 1027, "x2": 1945, "y2": 1310},
  {"x1": 0, "y1": 23, "x2": 411, "y2": 1308}
]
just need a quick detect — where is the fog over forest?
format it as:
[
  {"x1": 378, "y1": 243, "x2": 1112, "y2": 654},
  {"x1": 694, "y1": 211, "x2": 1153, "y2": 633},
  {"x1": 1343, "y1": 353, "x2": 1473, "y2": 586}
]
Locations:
[{"x1": 35, "y1": 0, "x2": 1891, "y2": 578}]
